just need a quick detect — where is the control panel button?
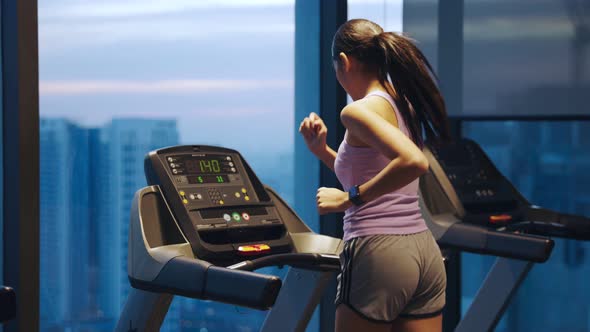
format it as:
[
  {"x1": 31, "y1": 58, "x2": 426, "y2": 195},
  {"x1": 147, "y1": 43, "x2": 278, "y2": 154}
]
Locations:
[
  {"x1": 235, "y1": 192, "x2": 241, "y2": 198},
  {"x1": 189, "y1": 194, "x2": 195, "y2": 200},
  {"x1": 489, "y1": 214, "x2": 512, "y2": 224},
  {"x1": 238, "y1": 244, "x2": 270, "y2": 254},
  {"x1": 241, "y1": 188, "x2": 247, "y2": 194},
  {"x1": 242, "y1": 213, "x2": 250, "y2": 221},
  {"x1": 244, "y1": 196, "x2": 250, "y2": 201},
  {"x1": 223, "y1": 213, "x2": 231, "y2": 222},
  {"x1": 232, "y1": 212, "x2": 241, "y2": 222}
]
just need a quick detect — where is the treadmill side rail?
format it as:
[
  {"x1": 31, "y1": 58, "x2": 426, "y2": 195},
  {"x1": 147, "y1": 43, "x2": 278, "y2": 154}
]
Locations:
[
  {"x1": 455, "y1": 258, "x2": 533, "y2": 332},
  {"x1": 261, "y1": 267, "x2": 334, "y2": 332}
]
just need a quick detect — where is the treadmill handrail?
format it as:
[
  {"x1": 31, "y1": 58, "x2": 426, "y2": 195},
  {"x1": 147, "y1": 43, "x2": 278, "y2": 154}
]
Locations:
[
  {"x1": 438, "y1": 222, "x2": 554, "y2": 263},
  {"x1": 131, "y1": 256, "x2": 282, "y2": 311}
]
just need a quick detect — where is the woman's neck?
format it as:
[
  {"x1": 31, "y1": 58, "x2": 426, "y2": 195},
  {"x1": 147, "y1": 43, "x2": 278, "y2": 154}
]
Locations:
[{"x1": 348, "y1": 78, "x2": 387, "y2": 101}]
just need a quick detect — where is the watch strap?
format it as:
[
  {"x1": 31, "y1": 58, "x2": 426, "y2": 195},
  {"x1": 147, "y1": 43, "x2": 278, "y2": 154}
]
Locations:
[{"x1": 348, "y1": 185, "x2": 364, "y2": 206}]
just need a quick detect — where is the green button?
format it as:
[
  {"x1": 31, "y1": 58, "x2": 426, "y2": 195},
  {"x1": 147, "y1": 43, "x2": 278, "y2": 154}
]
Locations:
[{"x1": 232, "y1": 212, "x2": 241, "y2": 222}]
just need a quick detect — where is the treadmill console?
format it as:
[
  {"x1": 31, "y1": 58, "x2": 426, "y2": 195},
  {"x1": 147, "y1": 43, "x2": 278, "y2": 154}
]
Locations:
[
  {"x1": 145, "y1": 145, "x2": 291, "y2": 264},
  {"x1": 426, "y1": 139, "x2": 525, "y2": 226},
  {"x1": 423, "y1": 138, "x2": 590, "y2": 242}
]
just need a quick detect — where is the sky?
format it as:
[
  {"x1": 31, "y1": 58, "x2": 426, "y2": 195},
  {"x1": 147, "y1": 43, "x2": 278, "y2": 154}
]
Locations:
[
  {"x1": 38, "y1": 0, "x2": 402, "y2": 153},
  {"x1": 39, "y1": 0, "x2": 296, "y2": 153}
]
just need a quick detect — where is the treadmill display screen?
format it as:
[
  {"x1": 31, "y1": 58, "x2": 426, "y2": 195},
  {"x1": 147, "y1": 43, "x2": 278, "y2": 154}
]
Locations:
[
  {"x1": 167, "y1": 154, "x2": 237, "y2": 176},
  {"x1": 184, "y1": 157, "x2": 233, "y2": 174},
  {"x1": 187, "y1": 174, "x2": 229, "y2": 184}
]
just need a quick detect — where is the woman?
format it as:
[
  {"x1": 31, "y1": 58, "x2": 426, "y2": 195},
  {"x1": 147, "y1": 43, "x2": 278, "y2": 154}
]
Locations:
[{"x1": 299, "y1": 19, "x2": 450, "y2": 332}]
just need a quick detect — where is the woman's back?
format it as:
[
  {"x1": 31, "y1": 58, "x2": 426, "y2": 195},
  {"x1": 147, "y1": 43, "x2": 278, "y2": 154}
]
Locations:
[{"x1": 334, "y1": 91, "x2": 427, "y2": 241}]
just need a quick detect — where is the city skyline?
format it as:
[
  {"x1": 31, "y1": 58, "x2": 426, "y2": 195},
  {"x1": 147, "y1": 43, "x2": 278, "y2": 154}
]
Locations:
[{"x1": 39, "y1": 116, "x2": 295, "y2": 331}]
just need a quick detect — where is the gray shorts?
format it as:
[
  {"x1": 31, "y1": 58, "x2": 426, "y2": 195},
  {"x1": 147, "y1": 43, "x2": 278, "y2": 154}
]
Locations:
[{"x1": 335, "y1": 230, "x2": 446, "y2": 323}]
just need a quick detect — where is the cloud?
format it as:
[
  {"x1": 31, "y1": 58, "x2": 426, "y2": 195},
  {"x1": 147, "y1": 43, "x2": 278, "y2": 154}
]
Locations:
[
  {"x1": 39, "y1": 2, "x2": 295, "y2": 53},
  {"x1": 40, "y1": 79, "x2": 293, "y2": 95},
  {"x1": 40, "y1": 0, "x2": 294, "y2": 20}
]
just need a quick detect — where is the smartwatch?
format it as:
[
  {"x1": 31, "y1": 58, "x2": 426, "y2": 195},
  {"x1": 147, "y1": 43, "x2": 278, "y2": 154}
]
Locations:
[{"x1": 348, "y1": 185, "x2": 364, "y2": 206}]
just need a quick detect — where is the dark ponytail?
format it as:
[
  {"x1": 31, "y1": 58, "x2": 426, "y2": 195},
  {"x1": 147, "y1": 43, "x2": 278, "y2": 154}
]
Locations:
[{"x1": 332, "y1": 19, "x2": 450, "y2": 146}]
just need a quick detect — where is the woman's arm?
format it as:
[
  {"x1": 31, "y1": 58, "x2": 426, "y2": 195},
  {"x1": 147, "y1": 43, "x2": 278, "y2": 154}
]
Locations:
[
  {"x1": 340, "y1": 103, "x2": 429, "y2": 202},
  {"x1": 315, "y1": 146, "x2": 337, "y2": 171}
]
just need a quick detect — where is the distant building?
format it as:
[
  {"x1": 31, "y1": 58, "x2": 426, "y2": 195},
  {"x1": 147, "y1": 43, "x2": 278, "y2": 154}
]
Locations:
[
  {"x1": 40, "y1": 119, "x2": 91, "y2": 330},
  {"x1": 40, "y1": 118, "x2": 179, "y2": 331},
  {"x1": 93, "y1": 119, "x2": 179, "y2": 330}
]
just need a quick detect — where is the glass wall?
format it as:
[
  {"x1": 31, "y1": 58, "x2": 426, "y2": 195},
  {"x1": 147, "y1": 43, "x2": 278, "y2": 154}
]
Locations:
[
  {"x1": 404, "y1": 0, "x2": 590, "y2": 117},
  {"x1": 403, "y1": 1, "x2": 590, "y2": 329},
  {"x1": 462, "y1": 121, "x2": 590, "y2": 332},
  {"x1": 38, "y1": 1, "x2": 295, "y2": 331},
  {"x1": 348, "y1": 0, "x2": 403, "y2": 32},
  {"x1": 463, "y1": 0, "x2": 590, "y2": 117},
  {"x1": 347, "y1": 0, "x2": 403, "y2": 106}
]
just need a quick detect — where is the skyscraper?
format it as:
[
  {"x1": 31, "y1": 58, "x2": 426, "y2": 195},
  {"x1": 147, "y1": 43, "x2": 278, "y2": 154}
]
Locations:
[
  {"x1": 40, "y1": 119, "x2": 91, "y2": 330},
  {"x1": 93, "y1": 119, "x2": 179, "y2": 327},
  {"x1": 40, "y1": 118, "x2": 179, "y2": 331}
]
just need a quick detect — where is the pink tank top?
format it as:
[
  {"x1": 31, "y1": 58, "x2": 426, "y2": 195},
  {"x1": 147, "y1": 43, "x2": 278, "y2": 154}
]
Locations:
[{"x1": 334, "y1": 91, "x2": 427, "y2": 241}]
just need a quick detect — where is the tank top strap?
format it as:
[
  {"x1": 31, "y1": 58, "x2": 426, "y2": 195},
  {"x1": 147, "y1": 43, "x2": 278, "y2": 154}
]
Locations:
[{"x1": 364, "y1": 90, "x2": 409, "y2": 136}]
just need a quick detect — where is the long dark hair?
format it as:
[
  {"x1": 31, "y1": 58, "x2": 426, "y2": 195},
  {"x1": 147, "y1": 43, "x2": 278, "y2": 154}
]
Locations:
[{"x1": 332, "y1": 19, "x2": 450, "y2": 146}]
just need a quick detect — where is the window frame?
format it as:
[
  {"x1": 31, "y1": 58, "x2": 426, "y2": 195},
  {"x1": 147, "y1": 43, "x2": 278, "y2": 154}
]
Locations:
[{"x1": 2, "y1": 0, "x2": 40, "y2": 331}]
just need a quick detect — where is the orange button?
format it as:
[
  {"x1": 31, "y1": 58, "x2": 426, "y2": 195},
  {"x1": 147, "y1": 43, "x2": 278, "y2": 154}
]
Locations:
[
  {"x1": 238, "y1": 244, "x2": 271, "y2": 254},
  {"x1": 489, "y1": 214, "x2": 512, "y2": 223}
]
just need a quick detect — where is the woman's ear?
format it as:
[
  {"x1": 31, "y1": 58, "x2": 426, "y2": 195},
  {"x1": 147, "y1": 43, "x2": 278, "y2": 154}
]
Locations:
[{"x1": 338, "y1": 52, "x2": 351, "y2": 73}]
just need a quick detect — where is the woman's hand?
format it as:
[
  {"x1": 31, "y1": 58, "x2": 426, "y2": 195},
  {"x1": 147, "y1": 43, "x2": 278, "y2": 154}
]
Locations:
[
  {"x1": 299, "y1": 112, "x2": 328, "y2": 157},
  {"x1": 316, "y1": 187, "x2": 352, "y2": 215}
]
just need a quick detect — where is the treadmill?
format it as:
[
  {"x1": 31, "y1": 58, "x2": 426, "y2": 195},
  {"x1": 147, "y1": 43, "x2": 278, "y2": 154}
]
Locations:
[
  {"x1": 420, "y1": 138, "x2": 590, "y2": 332},
  {"x1": 116, "y1": 145, "x2": 343, "y2": 332}
]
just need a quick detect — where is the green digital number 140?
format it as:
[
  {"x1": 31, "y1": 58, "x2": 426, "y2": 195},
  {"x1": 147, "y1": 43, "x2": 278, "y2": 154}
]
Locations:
[{"x1": 199, "y1": 159, "x2": 221, "y2": 173}]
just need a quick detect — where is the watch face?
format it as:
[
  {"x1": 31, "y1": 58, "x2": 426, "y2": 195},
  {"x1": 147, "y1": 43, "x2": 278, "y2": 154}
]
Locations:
[{"x1": 349, "y1": 185, "x2": 363, "y2": 205}]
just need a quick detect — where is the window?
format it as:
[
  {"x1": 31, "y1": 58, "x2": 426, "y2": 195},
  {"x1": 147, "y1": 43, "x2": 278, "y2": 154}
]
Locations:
[
  {"x1": 39, "y1": 1, "x2": 295, "y2": 331},
  {"x1": 462, "y1": 121, "x2": 590, "y2": 332},
  {"x1": 348, "y1": 0, "x2": 403, "y2": 32},
  {"x1": 462, "y1": 0, "x2": 589, "y2": 117}
]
